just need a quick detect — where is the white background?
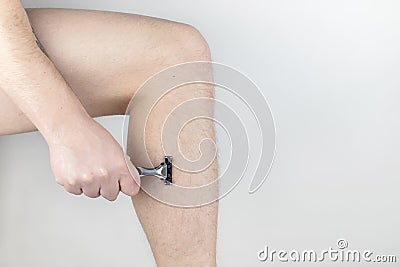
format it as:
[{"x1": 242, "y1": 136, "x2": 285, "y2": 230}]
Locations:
[{"x1": 1, "y1": 1, "x2": 399, "y2": 266}]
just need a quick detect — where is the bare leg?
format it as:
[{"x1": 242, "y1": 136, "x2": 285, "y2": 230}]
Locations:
[
  {"x1": 127, "y1": 70, "x2": 218, "y2": 266},
  {"x1": 0, "y1": 8, "x2": 217, "y2": 266}
]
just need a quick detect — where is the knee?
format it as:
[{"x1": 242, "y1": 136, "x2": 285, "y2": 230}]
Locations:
[
  {"x1": 121, "y1": 19, "x2": 212, "y2": 107},
  {"x1": 164, "y1": 23, "x2": 211, "y2": 64}
]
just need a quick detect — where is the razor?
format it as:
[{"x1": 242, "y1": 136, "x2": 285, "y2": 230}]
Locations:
[{"x1": 136, "y1": 156, "x2": 173, "y2": 185}]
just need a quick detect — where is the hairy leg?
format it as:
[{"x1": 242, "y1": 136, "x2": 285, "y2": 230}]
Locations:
[
  {"x1": 0, "y1": 8, "x2": 208, "y2": 134},
  {"x1": 0, "y1": 8, "x2": 218, "y2": 266},
  {"x1": 127, "y1": 64, "x2": 218, "y2": 266}
]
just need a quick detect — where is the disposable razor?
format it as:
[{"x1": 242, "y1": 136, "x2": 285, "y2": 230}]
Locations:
[{"x1": 136, "y1": 156, "x2": 173, "y2": 185}]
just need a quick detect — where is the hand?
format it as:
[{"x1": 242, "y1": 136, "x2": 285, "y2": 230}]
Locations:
[{"x1": 48, "y1": 117, "x2": 140, "y2": 201}]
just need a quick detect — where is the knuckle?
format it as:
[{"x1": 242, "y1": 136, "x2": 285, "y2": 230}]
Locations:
[
  {"x1": 98, "y1": 167, "x2": 109, "y2": 177},
  {"x1": 101, "y1": 173, "x2": 112, "y2": 182},
  {"x1": 117, "y1": 159, "x2": 127, "y2": 170},
  {"x1": 97, "y1": 167, "x2": 111, "y2": 181},
  {"x1": 120, "y1": 163, "x2": 134, "y2": 176},
  {"x1": 82, "y1": 173, "x2": 95, "y2": 185},
  {"x1": 67, "y1": 178, "x2": 79, "y2": 187}
]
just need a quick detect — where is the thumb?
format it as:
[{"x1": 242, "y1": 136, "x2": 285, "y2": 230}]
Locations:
[{"x1": 120, "y1": 154, "x2": 141, "y2": 196}]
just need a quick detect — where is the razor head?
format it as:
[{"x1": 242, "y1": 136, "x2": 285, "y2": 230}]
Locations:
[{"x1": 163, "y1": 156, "x2": 173, "y2": 185}]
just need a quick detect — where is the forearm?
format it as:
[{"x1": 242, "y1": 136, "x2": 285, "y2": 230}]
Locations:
[{"x1": 0, "y1": 1, "x2": 90, "y2": 142}]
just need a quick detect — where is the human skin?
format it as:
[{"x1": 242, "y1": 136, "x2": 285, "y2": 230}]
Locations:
[
  {"x1": 0, "y1": 7, "x2": 218, "y2": 267},
  {"x1": 0, "y1": 0, "x2": 140, "y2": 200}
]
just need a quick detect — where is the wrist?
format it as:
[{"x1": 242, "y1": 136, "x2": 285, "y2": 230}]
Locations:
[{"x1": 43, "y1": 106, "x2": 94, "y2": 146}]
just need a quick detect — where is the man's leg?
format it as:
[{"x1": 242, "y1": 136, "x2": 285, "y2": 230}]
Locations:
[
  {"x1": 0, "y1": 8, "x2": 218, "y2": 266},
  {"x1": 127, "y1": 73, "x2": 218, "y2": 266}
]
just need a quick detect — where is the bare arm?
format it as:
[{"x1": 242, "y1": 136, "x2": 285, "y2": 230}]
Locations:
[
  {"x1": 0, "y1": 8, "x2": 218, "y2": 265},
  {"x1": 0, "y1": 1, "x2": 139, "y2": 200},
  {"x1": 0, "y1": 0, "x2": 90, "y2": 140}
]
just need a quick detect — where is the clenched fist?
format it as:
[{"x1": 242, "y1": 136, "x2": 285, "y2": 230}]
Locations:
[{"x1": 48, "y1": 118, "x2": 140, "y2": 201}]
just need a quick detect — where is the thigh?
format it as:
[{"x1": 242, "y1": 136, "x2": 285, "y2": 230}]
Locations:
[{"x1": 0, "y1": 8, "x2": 189, "y2": 135}]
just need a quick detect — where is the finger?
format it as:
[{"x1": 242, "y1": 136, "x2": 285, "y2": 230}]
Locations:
[
  {"x1": 119, "y1": 174, "x2": 140, "y2": 197},
  {"x1": 100, "y1": 179, "x2": 120, "y2": 201},
  {"x1": 55, "y1": 177, "x2": 64, "y2": 186},
  {"x1": 63, "y1": 184, "x2": 83, "y2": 195},
  {"x1": 124, "y1": 155, "x2": 141, "y2": 188},
  {"x1": 81, "y1": 184, "x2": 101, "y2": 198}
]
